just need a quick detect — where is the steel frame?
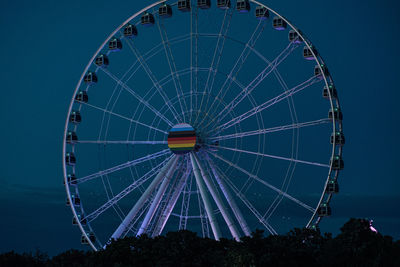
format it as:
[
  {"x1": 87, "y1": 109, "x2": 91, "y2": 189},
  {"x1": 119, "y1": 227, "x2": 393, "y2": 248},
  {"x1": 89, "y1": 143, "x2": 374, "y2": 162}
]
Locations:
[{"x1": 63, "y1": 0, "x2": 343, "y2": 251}]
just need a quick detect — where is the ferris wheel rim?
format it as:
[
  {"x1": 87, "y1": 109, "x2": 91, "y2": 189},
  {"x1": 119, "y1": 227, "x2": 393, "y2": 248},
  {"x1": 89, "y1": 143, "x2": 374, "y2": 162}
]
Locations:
[{"x1": 63, "y1": 0, "x2": 343, "y2": 250}]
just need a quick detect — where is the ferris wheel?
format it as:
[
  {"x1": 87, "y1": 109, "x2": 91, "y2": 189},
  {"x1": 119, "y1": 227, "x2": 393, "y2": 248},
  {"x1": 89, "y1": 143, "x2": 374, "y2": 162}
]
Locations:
[{"x1": 63, "y1": 0, "x2": 344, "y2": 250}]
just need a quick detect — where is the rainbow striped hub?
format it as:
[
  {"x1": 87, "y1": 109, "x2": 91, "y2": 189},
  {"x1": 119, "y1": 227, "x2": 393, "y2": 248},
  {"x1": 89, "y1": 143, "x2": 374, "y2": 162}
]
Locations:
[{"x1": 167, "y1": 123, "x2": 197, "y2": 154}]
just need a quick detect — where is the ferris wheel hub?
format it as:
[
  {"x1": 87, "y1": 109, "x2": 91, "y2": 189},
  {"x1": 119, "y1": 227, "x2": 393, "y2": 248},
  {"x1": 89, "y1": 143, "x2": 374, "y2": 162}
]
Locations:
[{"x1": 167, "y1": 123, "x2": 197, "y2": 154}]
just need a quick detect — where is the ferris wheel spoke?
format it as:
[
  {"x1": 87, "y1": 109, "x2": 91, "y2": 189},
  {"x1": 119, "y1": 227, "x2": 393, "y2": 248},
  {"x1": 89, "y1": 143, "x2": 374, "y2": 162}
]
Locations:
[
  {"x1": 198, "y1": 19, "x2": 268, "y2": 129},
  {"x1": 210, "y1": 118, "x2": 330, "y2": 142},
  {"x1": 210, "y1": 75, "x2": 323, "y2": 136},
  {"x1": 152, "y1": 163, "x2": 192, "y2": 237},
  {"x1": 77, "y1": 140, "x2": 167, "y2": 145},
  {"x1": 76, "y1": 149, "x2": 171, "y2": 184},
  {"x1": 136, "y1": 156, "x2": 180, "y2": 236},
  {"x1": 190, "y1": 152, "x2": 222, "y2": 240},
  {"x1": 100, "y1": 67, "x2": 174, "y2": 127},
  {"x1": 110, "y1": 155, "x2": 179, "y2": 240},
  {"x1": 156, "y1": 18, "x2": 188, "y2": 121},
  {"x1": 124, "y1": 38, "x2": 182, "y2": 122},
  {"x1": 204, "y1": 153, "x2": 251, "y2": 236},
  {"x1": 209, "y1": 152, "x2": 315, "y2": 213},
  {"x1": 205, "y1": 7, "x2": 234, "y2": 93},
  {"x1": 194, "y1": 8, "x2": 233, "y2": 125},
  {"x1": 189, "y1": 6, "x2": 194, "y2": 122},
  {"x1": 134, "y1": 65, "x2": 249, "y2": 123},
  {"x1": 84, "y1": 156, "x2": 172, "y2": 223},
  {"x1": 214, "y1": 163, "x2": 277, "y2": 235},
  {"x1": 178, "y1": 172, "x2": 193, "y2": 230},
  {"x1": 189, "y1": 5, "x2": 199, "y2": 123},
  {"x1": 82, "y1": 102, "x2": 168, "y2": 135},
  {"x1": 204, "y1": 41, "x2": 300, "y2": 130},
  {"x1": 192, "y1": 153, "x2": 241, "y2": 241},
  {"x1": 215, "y1": 145, "x2": 329, "y2": 168},
  {"x1": 195, "y1": 8, "x2": 233, "y2": 124}
]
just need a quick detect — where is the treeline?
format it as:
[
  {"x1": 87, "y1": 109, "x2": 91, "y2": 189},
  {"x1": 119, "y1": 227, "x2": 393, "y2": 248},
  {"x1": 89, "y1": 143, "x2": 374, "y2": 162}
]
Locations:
[{"x1": 1, "y1": 218, "x2": 400, "y2": 266}]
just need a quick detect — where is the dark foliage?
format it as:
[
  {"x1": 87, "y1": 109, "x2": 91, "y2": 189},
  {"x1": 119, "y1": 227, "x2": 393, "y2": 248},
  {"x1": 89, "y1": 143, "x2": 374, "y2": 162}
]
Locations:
[
  {"x1": 1, "y1": 218, "x2": 399, "y2": 267},
  {"x1": 0, "y1": 249, "x2": 48, "y2": 267}
]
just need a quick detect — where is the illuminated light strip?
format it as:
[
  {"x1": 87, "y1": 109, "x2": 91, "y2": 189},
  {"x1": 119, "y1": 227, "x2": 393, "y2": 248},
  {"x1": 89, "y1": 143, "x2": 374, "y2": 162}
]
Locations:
[
  {"x1": 168, "y1": 140, "x2": 196, "y2": 145},
  {"x1": 168, "y1": 136, "x2": 197, "y2": 141},
  {"x1": 168, "y1": 138, "x2": 196, "y2": 144},
  {"x1": 169, "y1": 127, "x2": 194, "y2": 132},
  {"x1": 168, "y1": 143, "x2": 196, "y2": 148}
]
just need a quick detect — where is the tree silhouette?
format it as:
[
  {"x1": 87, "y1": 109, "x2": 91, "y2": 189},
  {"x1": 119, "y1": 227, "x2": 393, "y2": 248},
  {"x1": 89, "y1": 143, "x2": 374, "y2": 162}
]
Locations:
[
  {"x1": 1, "y1": 218, "x2": 400, "y2": 266},
  {"x1": 321, "y1": 218, "x2": 400, "y2": 267}
]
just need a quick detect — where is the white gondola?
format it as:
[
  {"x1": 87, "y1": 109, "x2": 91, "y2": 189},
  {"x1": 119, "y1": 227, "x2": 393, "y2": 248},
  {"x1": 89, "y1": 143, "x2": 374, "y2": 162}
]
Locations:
[
  {"x1": 159, "y1": 4, "x2": 172, "y2": 18},
  {"x1": 81, "y1": 232, "x2": 96, "y2": 244},
  {"x1": 75, "y1": 90, "x2": 88, "y2": 103},
  {"x1": 314, "y1": 64, "x2": 329, "y2": 76},
  {"x1": 255, "y1": 5, "x2": 269, "y2": 19},
  {"x1": 325, "y1": 179, "x2": 339, "y2": 194},
  {"x1": 95, "y1": 54, "x2": 109, "y2": 67},
  {"x1": 67, "y1": 173, "x2": 77, "y2": 185},
  {"x1": 323, "y1": 84, "x2": 337, "y2": 99},
  {"x1": 217, "y1": 0, "x2": 230, "y2": 9},
  {"x1": 123, "y1": 24, "x2": 138, "y2": 38},
  {"x1": 303, "y1": 46, "x2": 317, "y2": 60},
  {"x1": 288, "y1": 30, "x2": 303, "y2": 43},
  {"x1": 317, "y1": 203, "x2": 331, "y2": 216},
  {"x1": 330, "y1": 155, "x2": 344, "y2": 170},
  {"x1": 236, "y1": 0, "x2": 250, "y2": 13},
  {"x1": 108, "y1": 38, "x2": 122, "y2": 51},
  {"x1": 198, "y1": 0, "x2": 211, "y2": 9},
  {"x1": 330, "y1": 131, "x2": 345, "y2": 146},
  {"x1": 65, "y1": 152, "x2": 76, "y2": 166},
  {"x1": 66, "y1": 131, "x2": 78, "y2": 144},
  {"x1": 329, "y1": 107, "x2": 343, "y2": 121},
  {"x1": 71, "y1": 194, "x2": 81, "y2": 206},
  {"x1": 178, "y1": 0, "x2": 190, "y2": 11},
  {"x1": 272, "y1": 16, "x2": 287, "y2": 30},
  {"x1": 69, "y1": 111, "x2": 81, "y2": 124},
  {"x1": 73, "y1": 214, "x2": 87, "y2": 225},
  {"x1": 141, "y1": 12, "x2": 155, "y2": 26},
  {"x1": 83, "y1": 71, "x2": 97, "y2": 84}
]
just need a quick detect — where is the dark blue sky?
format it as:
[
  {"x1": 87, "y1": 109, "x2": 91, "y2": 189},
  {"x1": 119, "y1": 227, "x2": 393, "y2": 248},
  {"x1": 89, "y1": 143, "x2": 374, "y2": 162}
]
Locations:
[{"x1": 0, "y1": 0, "x2": 399, "y2": 255}]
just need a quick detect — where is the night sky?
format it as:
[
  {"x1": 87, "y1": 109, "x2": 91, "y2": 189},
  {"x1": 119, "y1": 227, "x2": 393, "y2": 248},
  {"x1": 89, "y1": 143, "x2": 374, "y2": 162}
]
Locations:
[{"x1": 0, "y1": 0, "x2": 399, "y2": 256}]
